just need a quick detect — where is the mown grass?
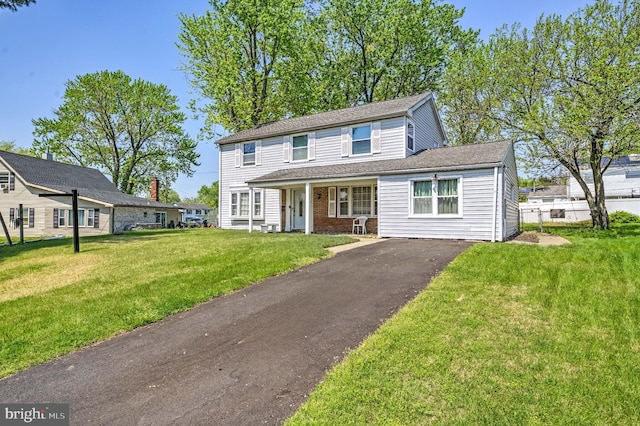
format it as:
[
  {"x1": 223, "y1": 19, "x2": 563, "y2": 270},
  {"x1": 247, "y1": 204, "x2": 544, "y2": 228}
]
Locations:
[
  {"x1": 0, "y1": 229, "x2": 354, "y2": 378},
  {"x1": 287, "y1": 224, "x2": 640, "y2": 425}
]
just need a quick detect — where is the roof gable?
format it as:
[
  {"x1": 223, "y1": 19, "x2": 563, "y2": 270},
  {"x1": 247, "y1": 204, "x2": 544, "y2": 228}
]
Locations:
[
  {"x1": 216, "y1": 93, "x2": 433, "y2": 145},
  {"x1": 0, "y1": 151, "x2": 176, "y2": 208}
]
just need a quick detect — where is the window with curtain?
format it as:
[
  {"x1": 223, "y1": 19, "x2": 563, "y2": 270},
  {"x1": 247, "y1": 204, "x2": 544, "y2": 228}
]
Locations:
[
  {"x1": 413, "y1": 181, "x2": 433, "y2": 214},
  {"x1": 437, "y1": 179, "x2": 458, "y2": 214}
]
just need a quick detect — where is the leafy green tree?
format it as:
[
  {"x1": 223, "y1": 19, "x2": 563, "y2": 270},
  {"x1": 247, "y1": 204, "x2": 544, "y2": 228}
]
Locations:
[
  {"x1": 178, "y1": 0, "x2": 315, "y2": 134},
  {"x1": 0, "y1": 141, "x2": 33, "y2": 155},
  {"x1": 438, "y1": 45, "x2": 503, "y2": 145},
  {"x1": 439, "y1": 0, "x2": 640, "y2": 229},
  {"x1": 0, "y1": 0, "x2": 35, "y2": 12},
  {"x1": 184, "y1": 181, "x2": 219, "y2": 210},
  {"x1": 32, "y1": 70, "x2": 199, "y2": 195},
  {"x1": 319, "y1": 0, "x2": 476, "y2": 107}
]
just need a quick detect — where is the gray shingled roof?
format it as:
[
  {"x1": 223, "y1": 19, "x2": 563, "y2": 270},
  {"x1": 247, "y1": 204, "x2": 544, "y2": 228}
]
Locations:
[
  {"x1": 175, "y1": 202, "x2": 212, "y2": 210},
  {"x1": 249, "y1": 141, "x2": 513, "y2": 184},
  {"x1": 216, "y1": 93, "x2": 431, "y2": 145},
  {"x1": 0, "y1": 150, "x2": 176, "y2": 208}
]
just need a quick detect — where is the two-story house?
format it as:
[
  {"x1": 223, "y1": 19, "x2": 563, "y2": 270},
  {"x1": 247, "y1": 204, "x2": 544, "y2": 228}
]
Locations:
[
  {"x1": 216, "y1": 93, "x2": 519, "y2": 241},
  {"x1": 0, "y1": 150, "x2": 180, "y2": 238}
]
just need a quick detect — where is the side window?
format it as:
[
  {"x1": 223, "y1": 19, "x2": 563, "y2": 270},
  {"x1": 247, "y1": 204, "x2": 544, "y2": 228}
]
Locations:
[{"x1": 407, "y1": 122, "x2": 415, "y2": 151}]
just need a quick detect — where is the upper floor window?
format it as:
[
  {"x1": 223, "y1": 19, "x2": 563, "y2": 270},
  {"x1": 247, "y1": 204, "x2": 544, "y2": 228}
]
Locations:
[
  {"x1": 407, "y1": 122, "x2": 415, "y2": 151},
  {"x1": 243, "y1": 142, "x2": 256, "y2": 166},
  {"x1": 352, "y1": 125, "x2": 371, "y2": 155},
  {"x1": 0, "y1": 172, "x2": 8, "y2": 185},
  {"x1": 292, "y1": 135, "x2": 308, "y2": 161}
]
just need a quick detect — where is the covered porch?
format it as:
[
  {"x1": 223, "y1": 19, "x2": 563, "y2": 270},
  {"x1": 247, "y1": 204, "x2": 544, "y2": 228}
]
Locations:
[{"x1": 249, "y1": 177, "x2": 379, "y2": 235}]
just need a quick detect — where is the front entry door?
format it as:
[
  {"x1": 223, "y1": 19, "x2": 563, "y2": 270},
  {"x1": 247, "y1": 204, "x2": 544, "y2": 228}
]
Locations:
[{"x1": 292, "y1": 189, "x2": 306, "y2": 230}]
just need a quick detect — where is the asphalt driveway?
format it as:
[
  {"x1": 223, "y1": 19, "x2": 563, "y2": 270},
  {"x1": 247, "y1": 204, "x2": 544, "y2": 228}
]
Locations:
[{"x1": 0, "y1": 238, "x2": 473, "y2": 425}]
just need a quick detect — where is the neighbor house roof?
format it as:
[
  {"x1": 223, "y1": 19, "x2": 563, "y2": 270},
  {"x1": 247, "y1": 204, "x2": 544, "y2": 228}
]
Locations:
[
  {"x1": 249, "y1": 140, "x2": 513, "y2": 185},
  {"x1": 216, "y1": 93, "x2": 433, "y2": 145},
  {"x1": 175, "y1": 202, "x2": 212, "y2": 210},
  {"x1": 0, "y1": 150, "x2": 176, "y2": 208}
]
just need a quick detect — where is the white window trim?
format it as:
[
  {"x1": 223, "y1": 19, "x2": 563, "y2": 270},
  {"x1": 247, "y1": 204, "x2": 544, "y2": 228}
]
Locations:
[
  {"x1": 409, "y1": 177, "x2": 463, "y2": 218},
  {"x1": 350, "y1": 123, "x2": 373, "y2": 157},
  {"x1": 229, "y1": 189, "x2": 264, "y2": 220},
  {"x1": 60, "y1": 208, "x2": 96, "y2": 227},
  {"x1": 291, "y1": 133, "x2": 309, "y2": 162},
  {"x1": 336, "y1": 185, "x2": 377, "y2": 218},
  {"x1": 407, "y1": 120, "x2": 415, "y2": 152}
]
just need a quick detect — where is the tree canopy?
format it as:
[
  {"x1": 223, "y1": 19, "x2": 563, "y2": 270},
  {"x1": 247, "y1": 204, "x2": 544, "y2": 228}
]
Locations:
[
  {"x1": 0, "y1": 0, "x2": 35, "y2": 12},
  {"x1": 178, "y1": 0, "x2": 475, "y2": 135},
  {"x1": 438, "y1": 0, "x2": 640, "y2": 229},
  {"x1": 32, "y1": 70, "x2": 199, "y2": 195}
]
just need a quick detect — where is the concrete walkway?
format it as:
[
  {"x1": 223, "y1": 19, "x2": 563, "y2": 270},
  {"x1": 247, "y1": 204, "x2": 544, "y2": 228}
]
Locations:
[{"x1": 0, "y1": 238, "x2": 473, "y2": 425}]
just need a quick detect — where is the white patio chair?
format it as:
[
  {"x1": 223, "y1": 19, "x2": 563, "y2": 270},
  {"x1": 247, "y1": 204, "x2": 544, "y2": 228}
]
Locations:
[{"x1": 352, "y1": 216, "x2": 368, "y2": 235}]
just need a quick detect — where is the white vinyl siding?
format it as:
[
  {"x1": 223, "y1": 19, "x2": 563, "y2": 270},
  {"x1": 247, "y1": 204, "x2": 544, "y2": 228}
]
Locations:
[
  {"x1": 410, "y1": 100, "x2": 446, "y2": 153},
  {"x1": 379, "y1": 169, "x2": 500, "y2": 241}
]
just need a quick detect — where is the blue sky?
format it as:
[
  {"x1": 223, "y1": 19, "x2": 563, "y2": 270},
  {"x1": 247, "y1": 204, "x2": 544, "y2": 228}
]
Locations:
[{"x1": 0, "y1": 0, "x2": 591, "y2": 199}]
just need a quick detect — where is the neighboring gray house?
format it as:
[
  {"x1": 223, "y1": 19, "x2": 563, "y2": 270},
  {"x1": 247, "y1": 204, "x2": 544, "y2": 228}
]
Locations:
[
  {"x1": 216, "y1": 93, "x2": 519, "y2": 241},
  {"x1": 0, "y1": 150, "x2": 180, "y2": 237}
]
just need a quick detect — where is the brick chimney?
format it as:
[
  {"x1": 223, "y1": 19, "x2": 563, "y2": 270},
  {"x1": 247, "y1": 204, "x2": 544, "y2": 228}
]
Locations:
[{"x1": 150, "y1": 177, "x2": 160, "y2": 202}]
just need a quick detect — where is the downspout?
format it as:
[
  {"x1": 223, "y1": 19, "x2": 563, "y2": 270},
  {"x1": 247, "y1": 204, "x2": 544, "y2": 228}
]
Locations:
[{"x1": 492, "y1": 166, "x2": 499, "y2": 242}]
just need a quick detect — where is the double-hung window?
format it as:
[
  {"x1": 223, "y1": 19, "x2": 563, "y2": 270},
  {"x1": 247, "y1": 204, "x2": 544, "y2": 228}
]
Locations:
[
  {"x1": 230, "y1": 190, "x2": 263, "y2": 219},
  {"x1": 351, "y1": 125, "x2": 371, "y2": 155},
  {"x1": 292, "y1": 135, "x2": 308, "y2": 161},
  {"x1": 0, "y1": 172, "x2": 8, "y2": 186},
  {"x1": 413, "y1": 181, "x2": 433, "y2": 214},
  {"x1": 87, "y1": 209, "x2": 95, "y2": 227},
  {"x1": 411, "y1": 178, "x2": 461, "y2": 216},
  {"x1": 243, "y1": 142, "x2": 256, "y2": 166}
]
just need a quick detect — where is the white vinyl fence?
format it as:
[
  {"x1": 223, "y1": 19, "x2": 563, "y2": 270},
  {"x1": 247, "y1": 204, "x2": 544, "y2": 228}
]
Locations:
[{"x1": 519, "y1": 198, "x2": 640, "y2": 223}]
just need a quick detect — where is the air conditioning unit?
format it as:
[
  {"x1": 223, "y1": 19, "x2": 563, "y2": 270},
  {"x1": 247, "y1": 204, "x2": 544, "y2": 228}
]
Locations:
[{"x1": 0, "y1": 183, "x2": 8, "y2": 192}]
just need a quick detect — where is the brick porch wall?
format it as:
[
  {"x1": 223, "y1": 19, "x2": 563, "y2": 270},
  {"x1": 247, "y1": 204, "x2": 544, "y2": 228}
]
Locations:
[{"x1": 312, "y1": 187, "x2": 377, "y2": 234}]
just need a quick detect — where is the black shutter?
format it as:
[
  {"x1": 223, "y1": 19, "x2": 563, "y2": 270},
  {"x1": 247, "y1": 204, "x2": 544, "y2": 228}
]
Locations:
[
  {"x1": 29, "y1": 208, "x2": 34, "y2": 228},
  {"x1": 53, "y1": 208, "x2": 59, "y2": 228},
  {"x1": 9, "y1": 208, "x2": 14, "y2": 224},
  {"x1": 94, "y1": 208, "x2": 99, "y2": 228},
  {"x1": 9, "y1": 172, "x2": 15, "y2": 191}
]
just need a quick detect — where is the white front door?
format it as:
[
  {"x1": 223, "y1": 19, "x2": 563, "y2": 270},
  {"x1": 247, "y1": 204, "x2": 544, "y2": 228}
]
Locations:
[{"x1": 292, "y1": 189, "x2": 306, "y2": 230}]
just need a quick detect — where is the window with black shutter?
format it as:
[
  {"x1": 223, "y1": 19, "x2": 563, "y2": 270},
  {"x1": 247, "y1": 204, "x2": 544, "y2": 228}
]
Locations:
[{"x1": 53, "y1": 208, "x2": 59, "y2": 228}]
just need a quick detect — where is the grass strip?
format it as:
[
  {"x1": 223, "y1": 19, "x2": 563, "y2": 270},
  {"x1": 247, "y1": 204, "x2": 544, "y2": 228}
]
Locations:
[
  {"x1": 287, "y1": 224, "x2": 640, "y2": 425},
  {"x1": 0, "y1": 229, "x2": 353, "y2": 378}
]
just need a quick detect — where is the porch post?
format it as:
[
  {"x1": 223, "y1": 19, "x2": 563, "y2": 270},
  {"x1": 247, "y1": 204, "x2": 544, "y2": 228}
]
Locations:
[
  {"x1": 305, "y1": 182, "x2": 311, "y2": 235},
  {"x1": 248, "y1": 187, "x2": 254, "y2": 233}
]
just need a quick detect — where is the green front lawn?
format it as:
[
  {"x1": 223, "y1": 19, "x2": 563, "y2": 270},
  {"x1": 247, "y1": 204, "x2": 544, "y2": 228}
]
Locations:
[
  {"x1": 0, "y1": 229, "x2": 354, "y2": 378},
  {"x1": 287, "y1": 224, "x2": 640, "y2": 425}
]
